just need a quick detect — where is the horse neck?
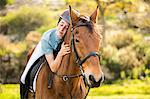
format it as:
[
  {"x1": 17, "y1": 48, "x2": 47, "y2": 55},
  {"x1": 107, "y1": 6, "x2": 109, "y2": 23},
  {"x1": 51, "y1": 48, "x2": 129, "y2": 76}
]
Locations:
[
  {"x1": 57, "y1": 26, "x2": 80, "y2": 76},
  {"x1": 60, "y1": 52, "x2": 80, "y2": 73}
]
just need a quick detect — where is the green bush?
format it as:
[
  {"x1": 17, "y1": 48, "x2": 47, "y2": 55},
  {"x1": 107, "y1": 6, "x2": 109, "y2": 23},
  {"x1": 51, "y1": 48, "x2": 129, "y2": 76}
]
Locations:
[
  {"x1": 0, "y1": 35, "x2": 11, "y2": 56},
  {"x1": 0, "y1": 34, "x2": 27, "y2": 83},
  {"x1": 106, "y1": 30, "x2": 134, "y2": 49},
  {"x1": 0, "y1": 0, "x2": 14, "y2": 9},
  {"x1": 0, "y1": 6, "x2": 56, "y2": 40},
  {"x1": 0, "y1": 0, "x2": 6, "y2": 9},
  {"x1": 102, "y1": 30, "x2": 150, "y2": 81},
  {"x1": 145, "y1": 49, "x2": 150, "y2": 69}
]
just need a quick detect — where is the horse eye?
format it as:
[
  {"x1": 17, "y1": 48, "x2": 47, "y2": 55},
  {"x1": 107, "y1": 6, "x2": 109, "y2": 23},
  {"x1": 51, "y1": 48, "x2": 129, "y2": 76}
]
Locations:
[
  {"x1": 75, "y1": 39, "x2": 79, "y2": 43},
  {"x1": 76, "y1": 31, "x2": 79, "y2": 34}
]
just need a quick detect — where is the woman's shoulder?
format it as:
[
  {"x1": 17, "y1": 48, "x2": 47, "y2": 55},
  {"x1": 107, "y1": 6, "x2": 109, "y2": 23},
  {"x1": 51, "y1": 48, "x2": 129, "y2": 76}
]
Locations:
[{"x1": 41, "y1": 28, "x2": 56, "y2": 40}]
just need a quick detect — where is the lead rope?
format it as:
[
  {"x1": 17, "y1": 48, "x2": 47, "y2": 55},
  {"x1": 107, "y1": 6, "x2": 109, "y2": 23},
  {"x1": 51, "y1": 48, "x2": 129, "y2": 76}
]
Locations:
[{"x1": 84, "y1": 86, "x2": 90, "y2": 99}]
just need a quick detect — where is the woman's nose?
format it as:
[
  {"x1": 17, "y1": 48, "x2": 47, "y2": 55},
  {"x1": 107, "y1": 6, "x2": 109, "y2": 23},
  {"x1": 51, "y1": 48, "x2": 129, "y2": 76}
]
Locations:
[{"x1": 61, "y1": 25, "x2": 67, "y2": 31}]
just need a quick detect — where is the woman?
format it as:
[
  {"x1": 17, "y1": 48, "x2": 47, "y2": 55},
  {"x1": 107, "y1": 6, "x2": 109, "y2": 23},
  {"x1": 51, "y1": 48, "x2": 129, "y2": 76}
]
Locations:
[{"x1": 20, "y1": 9, "x2": 80, "y2": 99}]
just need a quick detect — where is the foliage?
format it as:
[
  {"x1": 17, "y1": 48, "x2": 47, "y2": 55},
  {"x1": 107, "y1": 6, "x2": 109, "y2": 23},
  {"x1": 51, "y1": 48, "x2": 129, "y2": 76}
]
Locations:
[
  {"x1": 25, "y1": 31, "x2": 41, "y2": 49},
  {"x1": 0, "y1": 0, "x2": 14, "y2": 9},
  {"x1": 0, "y1": 35, "x2": 27, "y2": 83},
  {"x1": 102, "y1": 29, "x2": 150, "y2": 81},
  {"x1": 0, "y1": 35, "x2": 11, "y2": 56},
  {"x1": 65, "y1": 0, "x2": 97, "y2": 15},
  {"x1": 107, "y1": 32, "x2": 133, "y2": 49},
  {"x1": 0, "y1": 6, "x2": 56, "y2": 41},
  {"x1": 0, "y1": 0, "x2": 7, "y2": 9}
]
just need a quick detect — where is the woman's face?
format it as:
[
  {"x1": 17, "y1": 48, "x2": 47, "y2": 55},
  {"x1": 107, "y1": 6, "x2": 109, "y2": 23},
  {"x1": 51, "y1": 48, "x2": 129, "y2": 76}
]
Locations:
[{"x1": 57, "y1": 19, "x2": 69, "y2": 39}]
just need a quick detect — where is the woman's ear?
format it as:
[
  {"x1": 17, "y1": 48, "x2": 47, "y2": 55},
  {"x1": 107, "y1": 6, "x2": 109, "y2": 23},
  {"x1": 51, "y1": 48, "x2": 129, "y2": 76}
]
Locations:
[
  {"x1": 69, "y1": 5, "x2": 80, "y2": 26},
  {"x1": 90, "y1": 6, "x2": 98, "y2": 23}
]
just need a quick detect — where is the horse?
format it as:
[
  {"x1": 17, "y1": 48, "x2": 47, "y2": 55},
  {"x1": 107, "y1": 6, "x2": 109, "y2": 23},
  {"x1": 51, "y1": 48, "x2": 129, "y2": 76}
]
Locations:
[{"x1": 27, "y1": 6, "x2": 104, "y2": 99}]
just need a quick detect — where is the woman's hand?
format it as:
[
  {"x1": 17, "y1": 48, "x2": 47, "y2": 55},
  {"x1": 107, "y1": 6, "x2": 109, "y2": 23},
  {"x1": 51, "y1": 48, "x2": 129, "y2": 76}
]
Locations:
[{"x1": 58, "y1": 42, "x2": 70, "y2": 57}]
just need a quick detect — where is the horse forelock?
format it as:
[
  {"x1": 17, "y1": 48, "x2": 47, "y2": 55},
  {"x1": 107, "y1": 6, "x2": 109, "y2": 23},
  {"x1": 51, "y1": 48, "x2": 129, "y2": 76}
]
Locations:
[
  {"x1": 76, "y1": 15, "x2": 93, "y2": 33},
  {"x1": 75, "y1": 16, "x2": 102, "y2": 41}
]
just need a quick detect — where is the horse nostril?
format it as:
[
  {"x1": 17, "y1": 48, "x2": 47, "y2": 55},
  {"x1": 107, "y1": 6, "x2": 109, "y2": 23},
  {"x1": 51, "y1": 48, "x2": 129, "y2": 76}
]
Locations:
[
  {"x1": 89, "y1": 75, "x2": 104, "y2": 83},
  {"x1": 89, "y1": 75, "x2": 96, "y2": 83},
  {"x1": 89, "y1": 74, "x2": 104, "y2": 88}
]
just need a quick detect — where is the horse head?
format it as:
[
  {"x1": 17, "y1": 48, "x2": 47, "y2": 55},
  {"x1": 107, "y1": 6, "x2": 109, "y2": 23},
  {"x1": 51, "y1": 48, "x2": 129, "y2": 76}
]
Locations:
[{"x1": 69, "y1": 6, "x2": 104, "y2": 88}]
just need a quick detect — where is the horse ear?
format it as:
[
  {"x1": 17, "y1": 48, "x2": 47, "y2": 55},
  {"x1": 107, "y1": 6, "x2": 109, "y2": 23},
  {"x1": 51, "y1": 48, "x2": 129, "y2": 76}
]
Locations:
[
  {"x1": 90, "y1": 6, "x2": 98, "y2": 23},
  {"x1": 69, "y1": 5, "x2": 80, "y2": 25}
]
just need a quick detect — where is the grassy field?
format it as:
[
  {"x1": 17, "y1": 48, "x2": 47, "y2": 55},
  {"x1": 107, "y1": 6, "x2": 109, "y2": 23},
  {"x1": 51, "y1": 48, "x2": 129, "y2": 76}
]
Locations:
[
  {"x1": 0, "y1": 78, "x2": 150, "y2": 99},
  {"x1": 0, "y1": 84, "x2": 19, "y2": 99}
]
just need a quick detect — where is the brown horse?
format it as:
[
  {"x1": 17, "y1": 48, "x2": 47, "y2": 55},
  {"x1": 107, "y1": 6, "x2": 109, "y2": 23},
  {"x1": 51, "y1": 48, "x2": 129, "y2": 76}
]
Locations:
[{"x1": 28, "y1": 6, "x2": 104, "y2": 99}]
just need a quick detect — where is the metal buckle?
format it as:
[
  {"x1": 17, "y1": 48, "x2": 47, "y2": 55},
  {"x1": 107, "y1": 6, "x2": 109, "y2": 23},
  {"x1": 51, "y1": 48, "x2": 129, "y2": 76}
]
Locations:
[
  {"x1": 71, "y1": 27, "x2": 74, "y2": 32},
  {"x1": 76, "y1": 59, "x2": 79, "y2": 64},
  {"x1": 29, "y1": 86, "x2": 34, "y2": 93},
  {"x1": 63, "y1": 76, "x2": 69, "y2": 81}
]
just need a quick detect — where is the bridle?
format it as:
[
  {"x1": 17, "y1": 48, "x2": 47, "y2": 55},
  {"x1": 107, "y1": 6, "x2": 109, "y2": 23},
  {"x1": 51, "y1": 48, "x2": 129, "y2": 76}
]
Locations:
[{"x1": 53, "y1": 19, "x2": 101, "y2": 99}]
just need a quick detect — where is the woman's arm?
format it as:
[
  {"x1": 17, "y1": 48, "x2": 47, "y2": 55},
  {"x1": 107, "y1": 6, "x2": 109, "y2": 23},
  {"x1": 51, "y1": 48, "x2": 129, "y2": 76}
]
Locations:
[{"x1": 45, "y1": 43, "x2": 70, "y2": 72}]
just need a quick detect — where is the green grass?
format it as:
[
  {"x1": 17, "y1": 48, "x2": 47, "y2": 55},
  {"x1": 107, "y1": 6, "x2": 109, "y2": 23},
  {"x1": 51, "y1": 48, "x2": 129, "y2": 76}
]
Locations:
[
  {"x1": 0, "y1": 78, "x2": 150, "y2": 99},
  {"x1": 89, "y1": 79, "x2": 150, "y2": 96},
  {"x1": 89, "y1": 78, "x2": 150, "y2": 95},
  {"x1": 87, "y1": 95, "x2": 150, "y2": 99},
  {"x1": 0, "y1": 84, "x2": 20, "y2": 99}
]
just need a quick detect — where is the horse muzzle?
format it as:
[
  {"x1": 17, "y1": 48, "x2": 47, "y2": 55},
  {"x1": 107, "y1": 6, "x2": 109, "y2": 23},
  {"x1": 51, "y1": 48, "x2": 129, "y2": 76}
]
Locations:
[{"x1": 88, "y1": 74, "x2": 104, "y2": 88}]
